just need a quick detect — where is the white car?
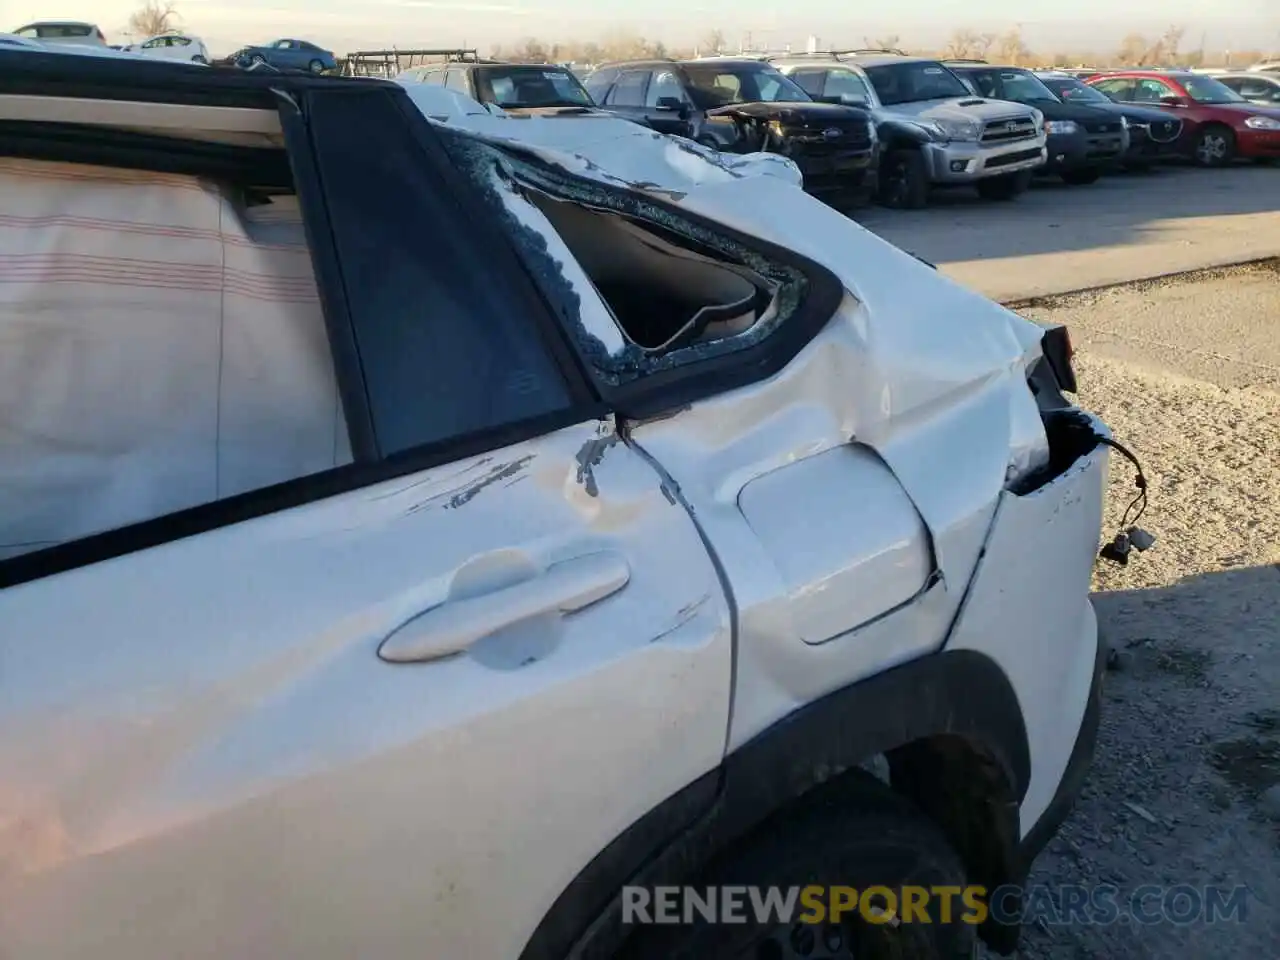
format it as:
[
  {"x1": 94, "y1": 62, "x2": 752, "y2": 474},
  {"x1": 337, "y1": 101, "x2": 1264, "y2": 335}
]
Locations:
[
  {"x1": 10, "y1": 20, "x2": 106, "y2": 45},
  {"x1": 125, "y1": 32, "x2": 210, "y2": 64},
  {"x1": 0, "y1": 53, "x2": 1119, "y2": 960}
]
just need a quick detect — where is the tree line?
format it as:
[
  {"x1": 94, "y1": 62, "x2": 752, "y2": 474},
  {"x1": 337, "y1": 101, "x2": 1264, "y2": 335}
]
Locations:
[
  {"x1": 493, "y1": 25, "x2": 1267, "y2": 69},
  {"x1": 119, "y1": 3, "x2": 1271, "y2": 70}
]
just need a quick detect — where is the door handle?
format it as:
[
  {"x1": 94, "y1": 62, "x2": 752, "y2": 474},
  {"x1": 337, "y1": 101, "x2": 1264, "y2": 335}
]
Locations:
[{"x1": 377, "y1": 552, "x2": 631, "y2": 664}]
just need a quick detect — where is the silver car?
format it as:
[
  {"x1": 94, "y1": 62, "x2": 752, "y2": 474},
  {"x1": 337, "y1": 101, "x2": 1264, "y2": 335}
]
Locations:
[{"x1": 770, "y1": 51, "x2": 1048, "y2": 208}]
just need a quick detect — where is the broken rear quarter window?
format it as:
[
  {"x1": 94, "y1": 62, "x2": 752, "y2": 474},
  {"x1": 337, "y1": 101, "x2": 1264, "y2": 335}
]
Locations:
[{"x1": 432, "y1": 127, "x2": 811, "y2": 387}]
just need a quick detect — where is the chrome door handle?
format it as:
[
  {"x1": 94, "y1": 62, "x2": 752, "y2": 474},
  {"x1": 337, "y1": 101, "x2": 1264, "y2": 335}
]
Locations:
[{"x1": 377, "y1": 552, "x2": 631, "y2": 664}]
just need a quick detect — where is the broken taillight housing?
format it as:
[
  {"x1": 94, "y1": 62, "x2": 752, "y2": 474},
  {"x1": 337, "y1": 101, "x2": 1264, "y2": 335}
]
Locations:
[{"x1": 1039, "y1": 323, "x2": 1076, "y2": 393}]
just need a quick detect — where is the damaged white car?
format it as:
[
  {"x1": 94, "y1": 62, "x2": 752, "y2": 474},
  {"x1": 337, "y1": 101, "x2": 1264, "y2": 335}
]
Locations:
[{"x1": 1, "y1": 49, "x2": 1120, "y2": 960}]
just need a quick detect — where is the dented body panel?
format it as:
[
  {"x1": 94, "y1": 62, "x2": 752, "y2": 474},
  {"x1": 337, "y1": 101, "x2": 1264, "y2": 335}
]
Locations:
[
  {"x1": 0, "y1": 422, "x2": 734, "y2": 959},
  {"x1": 0, "y1": 63, "x2": 1109, "y2": 960}
]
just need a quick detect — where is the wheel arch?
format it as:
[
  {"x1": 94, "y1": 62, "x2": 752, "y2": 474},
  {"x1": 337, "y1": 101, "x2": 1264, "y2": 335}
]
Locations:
[
  {"x1": 876, "y1": 120, "x2": 932, "y2": 151},
  {"x1": 517, "y1": 648, "x2": 1030, "y2": 960}
]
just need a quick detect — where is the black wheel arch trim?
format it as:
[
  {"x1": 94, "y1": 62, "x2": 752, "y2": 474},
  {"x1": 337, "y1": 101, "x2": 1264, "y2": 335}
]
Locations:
[
  {"x1": 518, "y1": 648, "x2": 1030, "y2": 960},
  {"x1": 876, "y1": 119, "x2": 933, "y2": 147}
]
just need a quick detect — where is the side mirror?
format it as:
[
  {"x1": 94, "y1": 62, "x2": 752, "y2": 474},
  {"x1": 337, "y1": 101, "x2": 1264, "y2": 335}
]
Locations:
[{"x1": 1159, "y1": 95, "x2": 1186, "y2": 107}]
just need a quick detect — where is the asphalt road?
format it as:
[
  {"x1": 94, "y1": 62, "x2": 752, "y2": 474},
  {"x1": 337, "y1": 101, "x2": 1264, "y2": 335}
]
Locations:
[{"x1": 858, "y1": 165, "x2": 1280, "y2": 303}]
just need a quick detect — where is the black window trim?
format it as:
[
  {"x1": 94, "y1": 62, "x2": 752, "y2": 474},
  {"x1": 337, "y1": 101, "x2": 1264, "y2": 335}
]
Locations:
[{"x1": 0, "y1": 68, "x2": 841, "y2": 589}]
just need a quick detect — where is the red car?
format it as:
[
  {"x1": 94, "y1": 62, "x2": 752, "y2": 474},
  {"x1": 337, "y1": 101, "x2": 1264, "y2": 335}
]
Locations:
[{"x1": 1084, "y1": 70, "x2": 1280, "y2": 166}]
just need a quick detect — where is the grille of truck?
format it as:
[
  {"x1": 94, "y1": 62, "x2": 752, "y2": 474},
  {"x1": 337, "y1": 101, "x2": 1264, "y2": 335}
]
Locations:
[
  {"x1": 985, "y1": 146, "x2": 1043, "y2": 168},
  {"x1": 980, "y1": 117, "x2": 1038, "y2": 143},
  {"x1": 783, "y1": 120, "x2": 874, "y2": 152}
]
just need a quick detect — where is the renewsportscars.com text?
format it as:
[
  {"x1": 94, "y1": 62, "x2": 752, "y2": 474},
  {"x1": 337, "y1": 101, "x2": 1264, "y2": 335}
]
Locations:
[{"x1": 622, "y1": 884, "x2": 1250, "y2": 927}]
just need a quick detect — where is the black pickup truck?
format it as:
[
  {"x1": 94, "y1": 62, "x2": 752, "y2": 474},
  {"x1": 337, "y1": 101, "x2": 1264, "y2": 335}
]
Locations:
[{"x1": 585, "y1": 58, "x2": 879, "y2": 205}]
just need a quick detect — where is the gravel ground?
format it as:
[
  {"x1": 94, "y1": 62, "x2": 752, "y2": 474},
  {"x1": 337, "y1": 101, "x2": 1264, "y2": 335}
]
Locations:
[{"x1": 994, "y1": 277, "x2": 1280, "y2": 957}]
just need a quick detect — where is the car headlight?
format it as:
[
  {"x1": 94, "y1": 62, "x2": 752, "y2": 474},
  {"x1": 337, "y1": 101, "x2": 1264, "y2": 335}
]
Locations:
[
  {"x1": 1245, "y1": 115, "x2": 1280, "y2": 130},
  {"x1": 930, "y1": 117, "x2": 982, "y2": 141},
  {"x1": 1119, "y1": 115, "x2": 1129, "y2": 129},
  {"x1": 1044, "y1": 120, "x2": 1079, "y2": 135},
  {"x1": 768, "y1": 119, "x2": 785, "y2": 137},
  {"x1": 1030, "y1": 108, "x2": 1044, "y2": 130}
]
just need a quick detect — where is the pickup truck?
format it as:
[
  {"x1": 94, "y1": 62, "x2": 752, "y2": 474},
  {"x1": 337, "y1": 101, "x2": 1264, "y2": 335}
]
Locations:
[{"x1": 0, "y1": 47, "x2": 1112, "y2": 960}]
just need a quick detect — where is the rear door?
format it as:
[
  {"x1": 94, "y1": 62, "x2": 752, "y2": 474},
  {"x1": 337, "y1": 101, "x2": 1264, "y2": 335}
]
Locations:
[{"x1": 0, "y1": 84, "x2": 732, "y2": 959}]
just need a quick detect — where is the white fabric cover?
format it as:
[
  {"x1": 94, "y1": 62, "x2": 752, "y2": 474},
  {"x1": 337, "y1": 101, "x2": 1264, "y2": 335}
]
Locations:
[{"x1": 0, "y1": 158, "x2": 350, "y2": 560}]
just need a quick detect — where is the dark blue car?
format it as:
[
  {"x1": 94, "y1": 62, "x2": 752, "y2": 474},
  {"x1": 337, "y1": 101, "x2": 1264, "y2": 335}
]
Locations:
[{"x1": 231, "y1": 38, "x2": 337, "y2": 74}]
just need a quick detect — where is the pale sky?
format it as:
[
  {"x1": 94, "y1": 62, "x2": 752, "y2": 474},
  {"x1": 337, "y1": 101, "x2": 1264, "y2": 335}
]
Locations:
[{"x1": 2, "y1": 0, "x2": 1275, "y2": 58}]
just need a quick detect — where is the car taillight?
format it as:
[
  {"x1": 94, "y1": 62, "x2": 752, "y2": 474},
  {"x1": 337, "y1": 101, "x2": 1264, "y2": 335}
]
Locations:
[{"x1": 1040, "y1": 323, "x2": 1077, "y2": 393}]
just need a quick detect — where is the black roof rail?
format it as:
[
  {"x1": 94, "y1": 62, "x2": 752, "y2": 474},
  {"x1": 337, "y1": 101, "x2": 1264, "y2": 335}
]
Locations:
[
  {"x1": 941, "y1": 58, "x2": 988, "y2": 65},
  {"x1": 764, "y1": 51, "x2": 846, "y2": 61},
  {"x1": 594, "y1": 57, "x2": 678, "y2": 68},
  {"x1": 836, "y1": 48, "x2": 909, "y2": 57}
]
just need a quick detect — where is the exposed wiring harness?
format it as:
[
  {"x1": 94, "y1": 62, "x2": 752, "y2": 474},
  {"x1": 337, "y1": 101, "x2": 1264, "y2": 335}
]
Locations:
[{"x1": 1095, "y1": 434, "x2": 1153, "y2": 566}]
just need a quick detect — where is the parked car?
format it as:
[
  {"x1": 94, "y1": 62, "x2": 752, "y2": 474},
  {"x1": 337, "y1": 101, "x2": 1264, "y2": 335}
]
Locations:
[
  {"x1": 1086, "y1": 70, "x2": 1280, "y2": 166},
  {"x1": 1035, "y1": 71, "x2": 1185, "y2": 168},
  {"x1": 0, "y1": 33, "x2": 192, "y2": 64},
  {"x1": 9, "y1": 20, "x2": 106, "y2": 45},
  {"x1": 402, "y1": 60, "x2": 609, "y2": 117},
  {"x1": 124, "y1": 31, "x2": 209, "y2": 64},
  {"x1": 1213, "y1": 72, "x2": 1280, "y2": 105},
  {"x1": 585, "y1": 58, "x2": 879, "y2": 206},
  {"x1": 1246, "y1": 60, "x2": 1280, "y2": 74},
  {"x1": 397, "y1": 81, "x2": 807, "y2": 189},
  {"x1": 0, "y1": 45, "x2": 1114, "y2": 960},
  {"x1": 227, "y1": 38, "x2": 337, "y2": 73},
  {"x1": 945, "y1": 62, "x2": 1125, "y2": 184},
  {"x1": 768, "y1": 51, "x2": 1047, "y2": 207}
]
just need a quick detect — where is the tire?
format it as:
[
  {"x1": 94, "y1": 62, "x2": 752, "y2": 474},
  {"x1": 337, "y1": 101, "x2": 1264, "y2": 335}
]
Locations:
[
  {"x1": 975, "y1": 170, "x2": 1031, "y2": 201},
  {"x1": 308, "y1": 59, "x2": 325, "y2": 74},
  {"x1": 877, "y1": 148, "x2": 930, "y2": 210},
  {"x1": 620, "y1": 772, "x2": 976, "y2": 960},
  {"x1": 1060, "y1": 167, "x2": 1101, "y2": 185},
  {"x1": 1192, "y1": 125, "x2": 1235, "y2": 167}
]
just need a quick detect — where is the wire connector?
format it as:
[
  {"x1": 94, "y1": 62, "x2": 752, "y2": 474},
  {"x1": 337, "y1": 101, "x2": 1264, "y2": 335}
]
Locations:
[{"x1": 1095, "y1": 435, "x2": 1154, "y2": 567}]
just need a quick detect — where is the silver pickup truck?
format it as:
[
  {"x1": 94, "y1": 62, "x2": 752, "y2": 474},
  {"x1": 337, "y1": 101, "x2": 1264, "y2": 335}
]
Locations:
[{"x1": 771, "y1": 51, "x2": 1049, "y2": 208}]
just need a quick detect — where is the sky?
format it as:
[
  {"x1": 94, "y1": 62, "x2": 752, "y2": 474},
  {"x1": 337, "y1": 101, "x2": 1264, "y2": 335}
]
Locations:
[{"x1": 3, "y1": 0, "x2": 1276, "y2": 58}]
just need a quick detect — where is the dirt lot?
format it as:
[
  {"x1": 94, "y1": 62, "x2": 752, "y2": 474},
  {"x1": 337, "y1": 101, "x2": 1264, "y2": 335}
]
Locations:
[{"x1": 980, "y1": 268, "x2": 1280, "y2": 954}]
